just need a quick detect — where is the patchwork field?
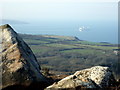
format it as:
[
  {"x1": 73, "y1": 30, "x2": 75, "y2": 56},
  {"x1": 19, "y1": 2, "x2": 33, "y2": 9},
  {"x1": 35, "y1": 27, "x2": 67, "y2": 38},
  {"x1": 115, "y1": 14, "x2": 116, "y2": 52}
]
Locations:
[{"x1": 20, "y1": 34, "x2": 119, "y2": 78}]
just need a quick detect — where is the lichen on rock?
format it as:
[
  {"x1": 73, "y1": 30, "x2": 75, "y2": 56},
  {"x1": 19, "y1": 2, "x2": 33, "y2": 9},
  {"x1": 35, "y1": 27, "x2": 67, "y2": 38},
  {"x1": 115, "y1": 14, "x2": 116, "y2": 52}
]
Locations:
[
  {"x1": 0, "y1": 24, "x2": 47, "y2": 89},
  {"x1": 46, "y1": 66, "x2": 116, "y2": 90}
]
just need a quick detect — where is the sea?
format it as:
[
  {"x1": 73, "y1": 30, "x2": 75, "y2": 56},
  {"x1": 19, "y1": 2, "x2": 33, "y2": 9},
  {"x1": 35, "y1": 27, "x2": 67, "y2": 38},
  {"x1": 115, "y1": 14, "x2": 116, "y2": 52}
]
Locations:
[{"x1": 6, "y1": 20, "x2": 118, "y2": 44}]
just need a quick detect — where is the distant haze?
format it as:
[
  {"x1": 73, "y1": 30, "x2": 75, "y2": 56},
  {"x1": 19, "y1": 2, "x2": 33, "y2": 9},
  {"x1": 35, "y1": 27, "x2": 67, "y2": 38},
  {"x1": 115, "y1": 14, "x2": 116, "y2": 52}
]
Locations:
[{"x1": 1, "y1": 0, "x2": 118, "y2": 44}]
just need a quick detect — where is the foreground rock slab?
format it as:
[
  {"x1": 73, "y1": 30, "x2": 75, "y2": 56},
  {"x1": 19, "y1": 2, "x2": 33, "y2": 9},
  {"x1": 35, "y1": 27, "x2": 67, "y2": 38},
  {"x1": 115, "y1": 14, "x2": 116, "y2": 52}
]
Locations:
[
  {"x1": 0, "y1": 24, "x2": 47, "y2": 89},
  {"x1": 46, "y1": 66, "x2": 116, "y2": 90}
]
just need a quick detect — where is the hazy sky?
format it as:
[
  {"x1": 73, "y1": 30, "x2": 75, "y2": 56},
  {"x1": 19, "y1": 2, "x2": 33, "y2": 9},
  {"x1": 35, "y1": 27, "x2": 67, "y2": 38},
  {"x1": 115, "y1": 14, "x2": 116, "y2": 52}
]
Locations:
[
  {"x1": 0, "y1": 0, "x2": 118, "y2": 43},
  {"x1": 1, "y1": 0, "x2": 118, "y2": 23}
]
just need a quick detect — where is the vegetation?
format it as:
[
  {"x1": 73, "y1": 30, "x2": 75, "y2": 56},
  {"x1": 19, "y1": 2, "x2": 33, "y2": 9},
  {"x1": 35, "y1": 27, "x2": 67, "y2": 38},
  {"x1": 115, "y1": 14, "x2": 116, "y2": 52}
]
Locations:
[{"x1": 20, "y1": 34, "x2": 119, "y2": 79}]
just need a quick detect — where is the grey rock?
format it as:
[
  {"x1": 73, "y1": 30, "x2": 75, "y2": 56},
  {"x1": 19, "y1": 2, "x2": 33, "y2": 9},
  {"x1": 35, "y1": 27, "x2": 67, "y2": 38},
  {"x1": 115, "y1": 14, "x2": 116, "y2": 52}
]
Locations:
[
  {"x1": 74, "y1": 66, "x2": 116, "y2": 88},
  {"x1": 0, "y1": 24, "x2": 47, "y2": 89},
  {"x1": 46, "y1": 66, "x2": 116, "y2": 90}
]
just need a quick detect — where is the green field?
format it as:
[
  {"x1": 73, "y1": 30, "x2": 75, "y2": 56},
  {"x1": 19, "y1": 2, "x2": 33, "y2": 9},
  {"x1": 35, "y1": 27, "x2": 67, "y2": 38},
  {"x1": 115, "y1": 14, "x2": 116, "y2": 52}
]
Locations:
[{"x1": 20, "y1": 34, "x2": 119, "y2": 78}]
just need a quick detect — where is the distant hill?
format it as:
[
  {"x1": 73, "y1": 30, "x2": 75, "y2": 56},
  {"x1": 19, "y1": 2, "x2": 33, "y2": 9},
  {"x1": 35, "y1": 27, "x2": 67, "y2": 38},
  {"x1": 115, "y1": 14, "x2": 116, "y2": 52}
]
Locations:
[{"x1": 20, "y1": 34, "x2": 119, "y2": 79}]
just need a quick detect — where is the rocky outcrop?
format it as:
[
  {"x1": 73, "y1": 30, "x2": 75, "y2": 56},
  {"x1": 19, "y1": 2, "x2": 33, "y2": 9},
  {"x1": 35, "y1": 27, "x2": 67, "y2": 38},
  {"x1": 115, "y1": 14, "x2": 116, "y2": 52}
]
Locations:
[
  {"x1": 0, "y1": 24, "x2": 47, "y2": 89},
  {"x1": 46, "y1": 66, "x2": 116, "y2": 89},
  {"x1": 74, "y1": 66, "x2": 116, "y2": 88}
]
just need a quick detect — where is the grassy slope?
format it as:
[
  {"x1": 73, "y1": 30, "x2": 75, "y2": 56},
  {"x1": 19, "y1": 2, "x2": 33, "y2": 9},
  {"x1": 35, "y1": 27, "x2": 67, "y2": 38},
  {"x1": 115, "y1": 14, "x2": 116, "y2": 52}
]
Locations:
[{"x1": 20, "y1": 34, "x2": 119, "y2": 78}]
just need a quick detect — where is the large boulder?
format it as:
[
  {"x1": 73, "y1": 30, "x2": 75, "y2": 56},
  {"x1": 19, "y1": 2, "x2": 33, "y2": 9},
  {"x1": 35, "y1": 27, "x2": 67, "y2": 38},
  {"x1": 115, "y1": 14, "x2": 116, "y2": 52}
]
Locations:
[
  {"x1": 74, "y1": 66, "x2": 116, "y2": 88},
  {"x1": 46, "y1": 66, "x2": 116, "y2": 89},
  {"x1": 0, "y1": 24, "x2": 47, "y2": 89}
]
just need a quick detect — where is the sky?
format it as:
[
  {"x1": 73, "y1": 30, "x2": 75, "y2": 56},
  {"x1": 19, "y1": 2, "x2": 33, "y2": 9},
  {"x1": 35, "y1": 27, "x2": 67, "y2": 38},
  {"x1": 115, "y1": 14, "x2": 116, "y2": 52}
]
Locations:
[
  {"x1": 1, "y1": 0, "x2": 119, "y2": 3},
  {"x1": 0, "y1": 0, "x2": 119, "y2": 43},
  {"x1": 0, "y1": 0, "x2": 118, "y2": 23}
]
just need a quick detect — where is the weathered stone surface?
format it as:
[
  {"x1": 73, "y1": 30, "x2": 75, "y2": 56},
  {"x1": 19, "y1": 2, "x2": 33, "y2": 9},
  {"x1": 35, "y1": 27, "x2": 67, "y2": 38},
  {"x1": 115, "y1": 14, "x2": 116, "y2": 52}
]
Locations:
[
  {"x1": 74, "y1": 66, "x2": 116, "y2": 88},
  {"x1": 46, "y1": 66, "x2": 116, "y2": 89},
  {"x1": 0, "y1": 24, "x2": 47, "y2": 89}
]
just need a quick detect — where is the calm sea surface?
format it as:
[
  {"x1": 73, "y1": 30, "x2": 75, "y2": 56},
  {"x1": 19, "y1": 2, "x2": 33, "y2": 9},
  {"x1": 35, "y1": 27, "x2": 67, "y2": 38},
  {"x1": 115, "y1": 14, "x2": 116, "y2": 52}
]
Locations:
[{"x1": 10, "y1": 21, "x2": 118, "y2": 44}]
